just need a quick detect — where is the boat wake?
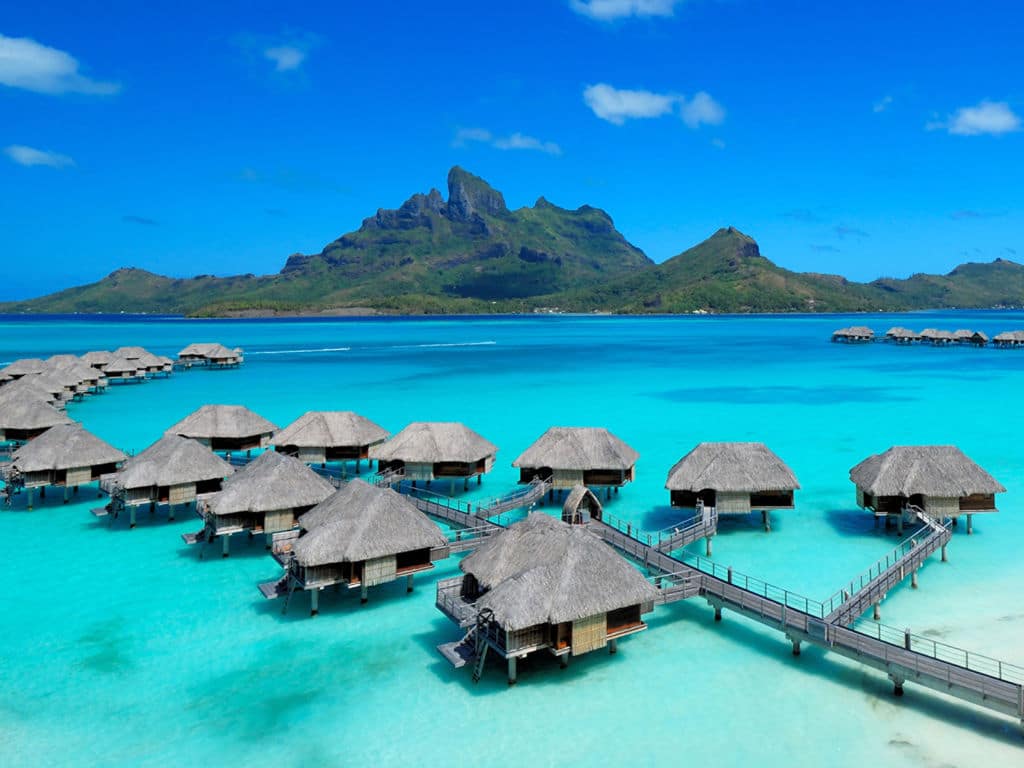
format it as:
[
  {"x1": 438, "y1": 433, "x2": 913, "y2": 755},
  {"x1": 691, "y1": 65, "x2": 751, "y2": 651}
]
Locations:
[{"x1": 247, "y1": 346, "x2": 352, "y2": 355}]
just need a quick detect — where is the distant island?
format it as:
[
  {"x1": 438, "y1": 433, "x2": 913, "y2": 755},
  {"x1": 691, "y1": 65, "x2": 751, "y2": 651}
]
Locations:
[{"x1": 4, "y1": 166, "x2": 1024, "y2": 317}]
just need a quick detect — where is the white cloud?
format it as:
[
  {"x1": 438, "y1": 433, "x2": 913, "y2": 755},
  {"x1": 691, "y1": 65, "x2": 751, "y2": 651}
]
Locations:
[
  {"x1": 873, "y1": 95, "x2": 893, "y2": 113},
  {"x1": 4, "y1": 144, "x2": 75, "y2": 168},
  {"x1": 0, "y1": 34, "x2": 119, "y2": 95},
  {"x1": 940, "y1": 100, "x2": 1021, "y2": 136},
  {"x1": 570, "y1": 0, "x2": 681, "y2": 21},
  {"x1": 711, "y1": 138, "x2": 726, "y2": 149},
  {"x1": 583, "y1": 83, "x2": 676, "y2": 124},
  {"x1": 680, "y1": 91, "x2": 725, "y2": 128},
  {"x1": 454, "y1": 128, "x2": 562, "y2": 155},
  {"x1": 264, "y1": 45, "x2": 306, "y2": 72},
  {"x1": 583, "y1": 83, "x2": 725, "y2": 130}
]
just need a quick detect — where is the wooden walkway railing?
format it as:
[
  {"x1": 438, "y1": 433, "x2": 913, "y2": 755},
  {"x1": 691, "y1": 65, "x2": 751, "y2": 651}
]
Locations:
[{"x1": 586, "y1": 515, "x2": 1024, "y2": 724}]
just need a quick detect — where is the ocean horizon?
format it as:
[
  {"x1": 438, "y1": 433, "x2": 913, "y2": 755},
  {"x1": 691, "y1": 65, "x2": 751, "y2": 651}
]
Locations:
[{"x1": 2, "y1": 311, "x2": 1023, "y2": 767}]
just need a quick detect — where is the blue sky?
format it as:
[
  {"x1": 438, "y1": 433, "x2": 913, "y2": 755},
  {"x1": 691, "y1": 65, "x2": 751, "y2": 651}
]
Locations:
[{"x1": 1, "y1": 0, "x2": 1022, "y2": 300}]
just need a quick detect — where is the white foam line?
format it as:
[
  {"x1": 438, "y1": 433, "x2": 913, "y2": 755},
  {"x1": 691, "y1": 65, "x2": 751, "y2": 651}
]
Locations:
[
  {"x1": 391, "y1": 341, "x2": 497, "y2": 349},
  {"x1": 247, "y1": 346, "x2": 352, "y2": 355}
]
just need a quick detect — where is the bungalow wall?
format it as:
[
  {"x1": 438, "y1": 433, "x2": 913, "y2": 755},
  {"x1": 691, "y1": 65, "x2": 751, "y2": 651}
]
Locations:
[
  {"x1": 363, "y1": 555, "x2": 397, "y2": 587},
  {"x1": 923, "y1": 496, "x2": 959, "y2": 517},
  {"x1": 264, "y1": 508, "x2": 297, "y2": 534},
  {"x1": 716, "y1": 491, "x2": 752, "y2": 514},
  {"x1": 959, "y1": 493, "x2": 997, "y2": 512},
  {"x1": 572, "y1": 613, "x2": 608, "y2": 655}
]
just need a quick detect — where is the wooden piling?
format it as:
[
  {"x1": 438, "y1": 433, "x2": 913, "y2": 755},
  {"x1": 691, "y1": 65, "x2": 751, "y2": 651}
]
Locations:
[
  {"x1": 222, "y1": 535, "x2": 230, "y2": 558},
  {"x1": 508, "y1": 656, "x2": 517, "y2": 685}
]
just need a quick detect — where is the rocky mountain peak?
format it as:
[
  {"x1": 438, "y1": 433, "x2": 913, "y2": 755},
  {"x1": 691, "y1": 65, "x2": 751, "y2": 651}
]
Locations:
[{"x1": 446, "y1": 166, "x2": 508, "y2": 221}]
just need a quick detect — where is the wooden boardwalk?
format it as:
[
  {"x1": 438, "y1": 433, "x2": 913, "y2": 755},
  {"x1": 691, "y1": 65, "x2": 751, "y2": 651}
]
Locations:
[{"x1": 587, "y1": 511, "x2": 1024, "y2": 724}]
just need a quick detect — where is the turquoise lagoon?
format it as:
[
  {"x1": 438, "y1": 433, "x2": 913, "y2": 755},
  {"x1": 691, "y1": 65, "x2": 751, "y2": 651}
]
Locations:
[{"x1": 1, "y1": 312, "x2": 1023, "y2": 767}]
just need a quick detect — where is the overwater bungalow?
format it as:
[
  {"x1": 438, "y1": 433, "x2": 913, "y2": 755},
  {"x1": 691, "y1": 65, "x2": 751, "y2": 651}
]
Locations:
[
  {"x1": 953, "y1": 330, "x2": 988, "y2": 346},
  {"x1": 884, "y1": 327, "x2": 919, "y2": 344},
  {"x1": 561, "y1": 484, "x2": 604, "y2": 524},
  {"x1": 512, "y1": 427, "x2": 638, "y2": 499},
  {"x1": 850, "y1": 445, "x2": 1005, "y2": 534},
  {"x1": 165, "y1": 405, "x2": 277, "y2": 453},
  {"x1": 39, "y1": 363, "x2": 89, "y2": 398},
  {"x1": 177, "y1": 342, "x2": 243, "y2": 367},
  {"x1": 920, "y1": 328, "x2": 956, "y2": 345},
  {"x1": 81, "y1": 350, "x2": 115, "y2": 370},
  {"x1": 51, "y1": 360, "x2": 108, "y2": 393},
  {"x1": 272, "y1": 410, "x2": 389, "y2": 469},
  {"x1": 135, "y1": 352, "x2": 173, "y2": 377},
  {"x1": 272, "y1": 479, "x2": 449, "y2": 612},
  {"x1": 436, "y1": 513, "x2": 659, "y2": 684},
  {"x1": 0, "y1": 396, "x2": 71, "y2": 444},
  {"x1": 17, "y1": 372, "x2": 72, "y2": 403},
  {"x1": 187, "y1": 450, "x2": 334, "y2": 556},
  {"x1": 103, "y1": 357, "x2": 146, "y2": 384},
  {"x1": 207, "y1": 345, "x2": 244, "y2": 368},
  {"x1": 665, "y1": 442, "x2": 800, "y2": 532},
  {"x1": 369, "y1": 421, "x2": 497, "y2": 490},
  {"x1": 104, "y1": 434, "x2": 234, "y2": 527},
  {"x1": 831, "y1": 326, "x2": 875, "y2": 343},
  {"x1": 0, "y1": 376, "x2": 66, "y2": 409},
  {"x1": 0, "y1": 358, "x2": 49, "y2": 380},
  {"x1": 46, "y1": 354, "x2": 82, "y2": 367},
  {"x1": 10, "y1": 423, "x2": 126, "y2": 508},
  {"x1": 993, "y1": 330, "x2": 1024, "y2": 348}
]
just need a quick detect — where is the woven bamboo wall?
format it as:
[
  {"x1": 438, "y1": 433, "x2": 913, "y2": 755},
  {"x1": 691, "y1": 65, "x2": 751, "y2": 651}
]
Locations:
[
  {"x1": 717, "y1": 491, "x2": 751, "y2": 514},
  {"x1": 552, "y1": 468, "x2": 584, "y2": 489},
  {"x1": 169, "y1": 482, "x2": 196, "y2": 505},
  {"x1": 299, "y1": 447, "x2": 326, "y2": 464},
  {"x1": 264, "y1": 508, "x2": 296, "y2": 534},
  {"x1": 924, "y1": 496, "x2": 959, "y2": 517},
  {"x1": 572, "y1": 613, "x2": 608, "y2": 656},
  {"x1": 363, "y1": 555, "x2": 397, "y2": 587},
  {"x1": 65, "y1": 466, "x2": 91, "y2": 486}
]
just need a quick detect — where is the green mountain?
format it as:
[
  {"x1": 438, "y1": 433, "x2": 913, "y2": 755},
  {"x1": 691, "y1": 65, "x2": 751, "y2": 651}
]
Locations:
[
  {"x1": 0, "y1": 167, "x2": 651, "y2": 315},
  {"x1": 557, "y1": 227, "x2": 902, "y2": 313},
  {"x1": 2, "y1": 169, "x2": 1023, "y2": 315}
]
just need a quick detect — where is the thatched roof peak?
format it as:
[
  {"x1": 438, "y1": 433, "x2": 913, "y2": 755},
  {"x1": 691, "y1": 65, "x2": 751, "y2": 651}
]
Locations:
[
  {"x1": 0, "y1": 397, "x2": 71, "y2": 431},
  {"x1": 462, "y1": 512, "x2": 658, "y2": 631},
  {"x1": 666, "y1": 442, "x2": 800, "y2": 492},
  {"x1": 512, "y1": 427, "x2": 639, "y2": 470},
  {"x1": 206, "y1": 450, "x2": 334, "y2": 515},
  {"x1": 166, "y1": 405, "x2": 277, "y2": 440},
  {"x1": 369, "y1": 422, "x2": 497, "y2": 463},
  {"x1": 0, "y1": 358, "x2": 49, "y2": 378},
  {"x1": 113, "y1": 346, "x2": 152, "y2": 360},
  {"x1": 12, "y1": 423, "x2": 126, "y2": 473},
  {"x1": 81, "y1": 350, "x2": 115, "y2": 365},
  {"x1": 0, "y1": 377, "x2": 63, "y2": 407},
  {"x1": 994, "y1": 330, "x2": 1024, "y2": 342},
  {"x1": 116, "y1": 435, "x2": 234, "y2": 489},
  {"x1": 850, "y1": 446, "x2": 1005, "y2": 498},
  {"x1": 46, "y1": 354, "x2": 82, "y2": 367},
  {"x1": 272, "y1": 411, "x2": 389, "y2": 449},
  {"x1": 104, "y1": 357, "x2": 141, "y2": 374},
  {"x1": 292, "y1": 479, "x2": 447, "y2": 566}
]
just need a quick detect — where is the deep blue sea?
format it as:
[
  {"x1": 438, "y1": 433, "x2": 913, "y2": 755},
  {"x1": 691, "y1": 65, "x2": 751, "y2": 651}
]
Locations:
[{"x1": 2, "y1": 312, "x2": 1023, "y2": 766}]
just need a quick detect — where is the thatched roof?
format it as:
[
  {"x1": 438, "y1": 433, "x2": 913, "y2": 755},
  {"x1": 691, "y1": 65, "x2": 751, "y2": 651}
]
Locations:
[
  {"x1": 272, "y1": 411, "x2": 389, "y2": 449},
  {"x1": 0, "y1": 377, "x2": 63, "y2": 407},
  {"x1": 513, "y1": 427, "x2": 639, "y2": 470},
  {"x1": 833, "y1": 326, "x2": 874, "y2": 338},
  {"x1": 994, "y1": 330, "x2": 1024, "y2": 343},
  {"x1": 165, "y1": 405, "x2": 278, "y2": 440},
  {"x1": 0, "y1": 397, "x2": 71, "y2": 432},
  {"x1": 12, "y1": 423, "x2": 125, "y2": 472},
  {"x1": 39, "y1": 364, "x2": 87, "y2": 390},
  {"x1": 850, "y1": 446, "x2": 1005, "y2": 498},
  {"x1": 292, "y1": 479, "x2": 447, "y2": 566},
  {"x1": 369, "y1": 422, "x2": 497, "y2": 463},
  {"x1": 953, "y1": 329, "x2": 987, "y2": 341},
  {"x1": 46, "y1": 354, "x2": 82, "y2": 367},
  {"x1": 179, "y1": 343, "x2": 220, "y2": 357},
  {"x1": 135, "y1": 352, "x2": 167, "y2": 369},
  {"x1": 206, "y1": 450, "x2": 334, "y2": 515},
  {"x1": 205, "y1": 344, "x2": 240, "y2": 359},
  {"x1": 666, "y1": 442, "x2": 800, "y2": 492},
  {"x1": 462, "y1": 513, "x2": 658, "y2": 631},
  {"x1": 885, "y1": 327, "x2": 918, "y2": 338},
  {"x1": 81, "y1": 350, "x2": 115, "y2": 366},
  {"x1": 116, "y1": 435, "x2": 234, "y2": 489},
  {"x1": 563, "y1": 484, "x2": 603, "y2": 518},
  {"x1": 19, "y1": 372, "x2": 69, "y2": 398},
  {"x1": 0, "y1": 358, "x2": 49, "y2": 378},
  {"x1": 104, "y1": 357, "x2": 142, "y2": 375},
  {"x1": 113, "y1": 346, "x2": 152, "y2": 360},
  {"x1": 920, "y1": 328, "x2": 955, "y2": 342},
  {"x1": 52, "y1": 360, "x2": 104, "y2": 383}
]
